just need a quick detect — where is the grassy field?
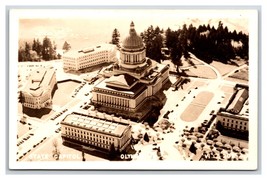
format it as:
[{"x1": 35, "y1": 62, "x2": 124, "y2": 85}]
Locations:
[
  {"x1": 180, "y1": 91, "x2": 214, "y2": 122},
  {"x1": 184, "y1": 65, "x2": 217, "y2": 79},
  {"x1": 229, "y1": 67, "x2": 249, "y2": 81},
  {"x1": 53, "y1": 81, "x2": 80, "y2": 107},
  {"x1": 210, "y1": 61, "x2": 238, "y2": 76},
  {"x1": 180, "y1": 104, "x2": 205, "y2": 122}
]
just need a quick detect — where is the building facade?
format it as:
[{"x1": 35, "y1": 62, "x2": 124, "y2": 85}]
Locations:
[
  {"x1": 91, "y1": 22, "x2": 169, "y2": 116},
  {"x1": 20, "y1": 67, "x2": 57, "y2": 109},
  {"x1": 61, "y1": 112, "x2": 132, "y2": 152},
  {"x1": 216, "y1": 84, "x2": 249, "y2": 133},
  {"x1": 62, "y1": 44, "x2": 117, "y2": 72}
]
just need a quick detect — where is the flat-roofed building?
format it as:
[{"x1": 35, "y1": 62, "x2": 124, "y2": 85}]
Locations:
[
  {"x1": 217, "y1": 84, "x2": 249, "y2": 134},
  {"x1": 62, "y1": 44, "x2": 117, "y2": 72},
  {"x1": 60, "y1": 112, "x2": 132, "y2": 152},
  {"x1": 20, "y1": 66, "x2": 57, "y2": 109}
]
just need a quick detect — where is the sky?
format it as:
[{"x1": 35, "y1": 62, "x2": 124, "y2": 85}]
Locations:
[{"x1": 17, "y1": 9, "x2": 250, "y2": 50}]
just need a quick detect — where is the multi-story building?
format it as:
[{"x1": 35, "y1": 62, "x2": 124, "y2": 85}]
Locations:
[
  {"x1": 62, "y1": 44, "x2": 117, "y2": 72},
  {"x1": 216, "y1": 84, "x2": 249, "y2": 133},
  {"x1": 20, "y1": 66, "x2": 57, "y2": 109},
  {"x1": 91, "y1": 22, "x2": 169, "y2": 120},
  {"x1": 60, "y1": 112, "x2": 132, "y2": 152}
]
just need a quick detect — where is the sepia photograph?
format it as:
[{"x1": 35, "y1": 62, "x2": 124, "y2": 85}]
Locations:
[{"x1": 9, "y1": 8, "x2": 258, "y2": 170}]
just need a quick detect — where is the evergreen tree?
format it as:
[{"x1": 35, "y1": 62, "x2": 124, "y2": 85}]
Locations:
[
  {"x1": 142, "y1": 25, "x2": 164, "y2": 62},
  {"x1": 143, "y1": 132, "x2": 149, "y2": 142},
  {"x1": 24, "y1": 42, "x2": 31, "y2": 61},
  {"x1": 36, "y1": 39, "x2": 42, "y2": 57},
  {"x1": 111, "y1": 28, "x2": 120, "y2": 47},
  {"x1": 18, "y1": 47, "x2": 26, "y2": 62},
  {"x1": 165, "y1": 29, "x2": 183, "y2": 72},
  {"x1": 32, "y1": 38, "x2": 37, "y2": 52},
  {"x1": 179, "y1": 24, "x2": 190, "y2": 59},
  {"x1": 42, "y1": 36, "x2": 54, "y2": 60},
  {"x1": 189, "y1": 142, "x2": 197, "y2": 155},
  {"x1": 62, "y1": 41, "x2": 71, "y2": 52}
]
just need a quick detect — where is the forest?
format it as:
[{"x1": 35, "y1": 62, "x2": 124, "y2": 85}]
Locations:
[
  {"x1": 138, "y1": 21, "x2": 248, "y2": 72},
  {"x1": 18, "y1": 37, "x2": 71, "y2": 62}
]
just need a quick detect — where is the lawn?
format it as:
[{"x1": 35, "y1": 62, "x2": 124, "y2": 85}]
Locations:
[
  {"x1": 180, "y1": 91, "x2": 214, "y2": 122},
  {"x1": 180, "y1": 55, "x2": 203, "y2": 68},
  {"x1": 184, "y1": 65, "x2": 217, "y2": 79},
  {"x1": 180, "y1": 104, "x2": 205, "y2": 122},
  {"x1": 193, "y1": 91, "x2": 214, "y2": 105},
  {"x1": 53, "y1": 80, "x2": 80, "y2": 107},
  {"x1": 17, "y1": 123, "x2": 30, "y2": 138},
  {"x1": 210, "y1": 61, "x2": 238, "y2": 76},
  {"x1": 229, "y1": 67, "x2": 249, "y2": 81}
]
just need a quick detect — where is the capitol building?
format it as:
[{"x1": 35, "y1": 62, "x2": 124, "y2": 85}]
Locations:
[{"x1": 91, "y1": 22, "x2": 169, "y2": 121}]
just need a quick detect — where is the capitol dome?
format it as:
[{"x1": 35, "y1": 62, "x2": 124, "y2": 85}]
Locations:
[{"x1": 122, "y1": 21, "x2": 144, "y2": 51}]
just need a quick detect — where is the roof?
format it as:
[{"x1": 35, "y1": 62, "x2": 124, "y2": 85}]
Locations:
[
  {"x1": 63, "y1": 43, "x2": 116, "y2": 59},
  {"x1": 61, "y1": 113, "x2": 130, "y2": 137},
  {"x1": 95, "y1": 77, "x2": 146, "y2": 97},
  {"x1": 227, "y1": 88, "x2": 248, "y2": 114},
  {"x1": 23, "y1": 67, "x2": 56, "y2": 97},
  {"x1": 105, "y1": 74, "x2": 138, "y2": 89},
  {"x1": 122, "y1": 22, "x2": 144, "y2": 50}
]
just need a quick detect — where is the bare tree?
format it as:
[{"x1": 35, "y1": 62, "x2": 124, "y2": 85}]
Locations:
[{"x1": 52, "y1": 139, "x2": 60, "y2": 160}]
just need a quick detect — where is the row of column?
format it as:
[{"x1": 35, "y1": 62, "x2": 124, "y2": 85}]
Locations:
[
  {"x1": 97, "y1": 93, "x2": 129, "y2": 107},
  {"x1": 121, "y1": 52, "x2": 145, "y2": 64}
]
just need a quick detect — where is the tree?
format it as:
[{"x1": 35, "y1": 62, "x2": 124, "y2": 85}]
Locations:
[
  {"x1": 62, "y1": 41, "x2": 71, "y2": 52},
  {"x1": 52, "y1": 139, "x2": 60, "y2": 160},
  {"x1": 32, "y1": 38, "x2": 37, "y2": 53},
  {"x1": 189, "y1": 142, "x2": 197, "y2": 155},
  {"x1": 42, "y1": 36, "x2": 54, "y2": 60},
  {"x1": 35, "y1": 39, "x2": 43, "y2": 57},
  {"x1": 165, "y1": 29, "x2": 183, "y2": 73},
  {"x1": 179, "y1": 24, "x2": 190, "y2": 59},
  {"x1": 170, "y1": 41, "x2": 183, "y2": 73},
  {"x1": 143, "y1": 132, "x2": 149, "y2": 142},
  {"x1": 57, "y1": 53, "x2": 62, "y2": 59},
  {"x1": 109, "y1": 143, "x2": 116, "y2": 159},
  {"x1": 82, "y1": 150, "x2": 86, "y2": 161},
  {"x1": 142, "y1": 25, "x2": 163, "y2": 62},
  {"x1": 24, "y1": 42, "x2": 31, "y2": 61},
  {"x1": 111, "y1": 28, "x2": 120, "y2": 47},
  {"x1": 18, "y1": 47, "x2": 26, "y2": 62}
]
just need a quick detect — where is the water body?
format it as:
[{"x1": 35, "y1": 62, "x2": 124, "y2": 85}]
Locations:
[{"x1": 18, "y1": 9, "x2": 249, "y2": 50}]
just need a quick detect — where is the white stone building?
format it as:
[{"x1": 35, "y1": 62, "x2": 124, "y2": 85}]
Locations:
[
  {"x1": 60, "y1": 112, "x2": 132, "y2": 152},
  {"x1": 20, "y1": 67, "x2": 57, "y2": 109},
  {"x1": 91, "y1": 22, "x2": 169, "y2": 118},
  {"x1": 62, "y1": 44, "x2": 117, "y2": 72},
  {"x1": 217, "y1": 84, "x2": 249, "y2": 133}
]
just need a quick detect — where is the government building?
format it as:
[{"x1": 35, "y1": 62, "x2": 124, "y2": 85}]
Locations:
[
  {"x1": 62, "y1": 44, "x2": 117, "y2": 72},
  {"x1": 60, "y1": 112, "x2": 132, "y2": 153},
  {"x1": 20, "y1": 66, "x2": 57, "y2": 109},
  {"x1": 216, "y1": 84, "x2": 249, "y2": 139},
  {"x1": 91, "y1": 22, "x2": 169, "y2": 121}
]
